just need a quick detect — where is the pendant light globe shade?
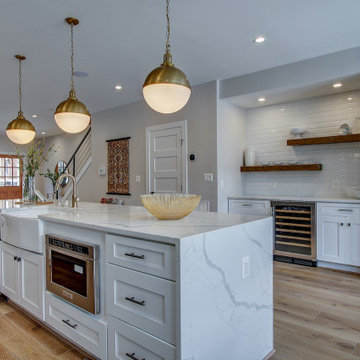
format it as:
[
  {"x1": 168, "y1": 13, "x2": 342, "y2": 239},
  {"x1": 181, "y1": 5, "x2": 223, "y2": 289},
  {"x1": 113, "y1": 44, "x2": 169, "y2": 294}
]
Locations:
[
  {"x1": 54, "y1": 95, "x2": 90, "y2": 134},
  {"x1": 143, "y1": 63, "x2": 191, "y2": 114},
  {"x1": 6, "y1": 113, "x2": 36, "y2": 145}
]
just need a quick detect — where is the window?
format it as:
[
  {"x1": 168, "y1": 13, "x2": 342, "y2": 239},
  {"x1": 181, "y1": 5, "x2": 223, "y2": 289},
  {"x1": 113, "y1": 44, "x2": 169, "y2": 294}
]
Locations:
[{"x1": 0, "y1": 155, "x2": 22, "y2": 200}]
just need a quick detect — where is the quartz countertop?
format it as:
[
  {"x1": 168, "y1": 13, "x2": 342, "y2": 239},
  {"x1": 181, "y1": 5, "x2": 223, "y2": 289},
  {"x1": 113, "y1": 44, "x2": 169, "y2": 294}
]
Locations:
[
  {"x1": 228, "y1": 194, "x2": 360, "y2": 204},
  {"x1": 38, "y1": 202, "x2": 269, "y2": 241}
]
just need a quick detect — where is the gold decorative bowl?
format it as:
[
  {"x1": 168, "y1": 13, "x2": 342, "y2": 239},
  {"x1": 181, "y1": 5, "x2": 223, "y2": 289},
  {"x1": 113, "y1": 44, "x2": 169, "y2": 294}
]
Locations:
[{"x1": 140, "y1": 193, "x2": 201, "y2": 220}]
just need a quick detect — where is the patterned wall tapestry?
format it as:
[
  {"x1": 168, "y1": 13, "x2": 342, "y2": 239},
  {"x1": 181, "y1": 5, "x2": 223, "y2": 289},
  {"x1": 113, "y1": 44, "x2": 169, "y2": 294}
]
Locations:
[{"x1": 106, "y1": 137, "x2": 131, "y2": 195}]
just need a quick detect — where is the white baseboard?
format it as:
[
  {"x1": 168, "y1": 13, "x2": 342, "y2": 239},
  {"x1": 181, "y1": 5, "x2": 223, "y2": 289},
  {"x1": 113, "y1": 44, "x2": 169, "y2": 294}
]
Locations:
[{"x1": 318, "y1": 261, "x2": 360, "y2": 273}]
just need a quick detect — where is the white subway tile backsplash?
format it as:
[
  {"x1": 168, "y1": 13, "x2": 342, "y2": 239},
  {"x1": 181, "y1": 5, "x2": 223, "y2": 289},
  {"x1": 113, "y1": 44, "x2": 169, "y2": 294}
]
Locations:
[{"x1": 244, "y1": 91, "x2": 360, "y2": 197}]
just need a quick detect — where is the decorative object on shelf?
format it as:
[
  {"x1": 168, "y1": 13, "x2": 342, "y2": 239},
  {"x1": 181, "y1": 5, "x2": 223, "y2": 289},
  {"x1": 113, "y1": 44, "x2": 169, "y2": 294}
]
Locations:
[
  {"x1": 260, "y1": 162, "x2": 271, "y2": 166},
  {"x1": 142, "y1": 0, "x2": 191, "y2": 114},
  {"x1": 141, "y1": 193, "x2": 201, "y2": 220},
  {"x1": 54, "y1": 17, "x2": 90, "y2": 134},
  {"x1": 106, "y1": 137, "x2": 131, "y2": 195},
  {"x1": 338, "y1": 123, "x2": 352, "y2": 135},
  {"x1": 273, "y1": 161, "x2": 284, "y2": 166},
  {"x1": 245, "y1": 148, "x2": 256, "y2": 166},
  {"x1": 241, "y1": 164, "x2": 322, "y2": 172},
  {"x1": 290, "y1": 128, "x2": 306, "y2": 139},
  {"x1": 287, "y1": 134, "x2": 360, "y2": 146},
  {"x1": 6, "y1": 55, "x2": 36, "y2": 145},
  {"x1": 287, "y1": 161, "x2": 298, "y2": 165},
  {"x1": 18, "y1": 139, "x2": 56, "y2": 203}
]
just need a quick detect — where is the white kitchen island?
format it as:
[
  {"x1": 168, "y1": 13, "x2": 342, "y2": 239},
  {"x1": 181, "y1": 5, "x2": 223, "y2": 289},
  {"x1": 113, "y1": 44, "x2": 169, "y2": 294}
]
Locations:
[{"x1": 1, "y1": 203, "x2": 274, "y2": 360}]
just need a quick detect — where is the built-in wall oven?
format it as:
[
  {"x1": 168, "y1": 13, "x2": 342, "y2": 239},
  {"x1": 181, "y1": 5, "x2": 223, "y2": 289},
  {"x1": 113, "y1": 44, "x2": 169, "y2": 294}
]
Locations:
[{"x1": 46, "y1": 235, "x2": 100, "y2": 314}]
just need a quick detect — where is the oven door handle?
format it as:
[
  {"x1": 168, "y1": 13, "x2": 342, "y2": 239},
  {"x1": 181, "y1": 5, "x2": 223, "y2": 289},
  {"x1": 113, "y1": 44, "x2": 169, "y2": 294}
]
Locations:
[{"x1": 62, "y1": 319, "x2": 78, "y2": 329}]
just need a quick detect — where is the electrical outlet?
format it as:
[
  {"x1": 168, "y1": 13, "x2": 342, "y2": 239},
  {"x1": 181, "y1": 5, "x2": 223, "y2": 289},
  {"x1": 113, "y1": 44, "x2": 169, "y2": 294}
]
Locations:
[
  {"x1": 204, "y1": 173, "x2": 214, "y2": 182},
  {"x1": 332, "y1": 179, "x2": 340, "y2": 189},
  {"x1": 242, "y1": 256, "x2": 250, "y2": 279},
  {"x1": 135, "y1": 175, "x2": 141, "y2": 183}
]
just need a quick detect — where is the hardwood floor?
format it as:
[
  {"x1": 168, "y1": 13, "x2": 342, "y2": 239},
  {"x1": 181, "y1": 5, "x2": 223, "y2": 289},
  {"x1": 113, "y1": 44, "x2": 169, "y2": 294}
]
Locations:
[
  {"x1": 0, "y1": 298, "x2": 83, "y2": 359},
  {"x1": 0, "y1": 262, "x2": 359, "y2": 359},
  {"x1": 273, "y1": 261, "x2": 360, "y2": 360}
]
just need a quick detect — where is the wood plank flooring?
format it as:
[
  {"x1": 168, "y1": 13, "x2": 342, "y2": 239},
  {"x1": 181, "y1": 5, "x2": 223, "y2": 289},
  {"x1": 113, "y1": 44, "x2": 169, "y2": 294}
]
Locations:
[
  {"x1": 0, "y1": 299, "x2": 83, "y2": 359},
  {"x1": 273, "y1": 262, "x2": 360, "y2": 360},
  {"x1": 0, "y1": 262, "x2": 359, "y2": 359}
]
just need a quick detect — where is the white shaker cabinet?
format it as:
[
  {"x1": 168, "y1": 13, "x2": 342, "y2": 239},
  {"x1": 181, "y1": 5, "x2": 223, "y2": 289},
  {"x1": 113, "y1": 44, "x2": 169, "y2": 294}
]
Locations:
[
  {"x1": 317, "y1": 216, "x2": 346, "y2": 264},
  {"x1": 1, "y1": 242, "x2": 18, "y2": 300},
  {"x1": 0, "y1": 242, "x2": 45, "y2": 320},
  {"x1": 317, "y1": 203, "x2": 360, "y2": 267}
]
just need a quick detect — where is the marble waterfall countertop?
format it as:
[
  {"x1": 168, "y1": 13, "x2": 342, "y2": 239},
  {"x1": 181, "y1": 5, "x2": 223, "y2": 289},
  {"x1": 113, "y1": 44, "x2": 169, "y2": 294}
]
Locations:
[
  {"x1": 37, "y1": 202, "x2": 269, "y2": 242},
  {"x1": 229, "y1": 194, "x2": 360, "y2": 204}
]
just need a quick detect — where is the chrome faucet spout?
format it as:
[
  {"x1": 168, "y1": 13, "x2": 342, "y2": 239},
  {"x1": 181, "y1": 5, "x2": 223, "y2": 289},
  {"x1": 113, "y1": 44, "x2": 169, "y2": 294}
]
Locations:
[{"x1": 55, "y1": 173, "x2": 78, "y2": 208}]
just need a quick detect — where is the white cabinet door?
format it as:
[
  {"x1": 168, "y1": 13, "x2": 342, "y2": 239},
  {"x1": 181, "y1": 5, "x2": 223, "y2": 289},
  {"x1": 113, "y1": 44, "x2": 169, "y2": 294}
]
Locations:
[
  {"x1": 317, "y1": 216, "x2": 346, "y2": 264},
  {"x1": 1, "y1": 243, "x2": 19, "y2": 300},
  {"x1": 347, "y1": 220, "x2": 360, "y2": 266},
  {"x1": 18, "y1": 249, "x2": 45, "y2": 320}
]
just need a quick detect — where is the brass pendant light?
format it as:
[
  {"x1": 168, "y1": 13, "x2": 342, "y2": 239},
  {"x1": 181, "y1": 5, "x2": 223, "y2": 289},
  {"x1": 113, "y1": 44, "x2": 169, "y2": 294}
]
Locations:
[
  {"x1": 6, "y1": 55, "x2": 36, "y2": 145},
  {"x1": 54, "y1": 17, "x2": 90, "y2": 134},
  {"x1": 143, "y1": 0, "x2": 191, "y2": 114}
]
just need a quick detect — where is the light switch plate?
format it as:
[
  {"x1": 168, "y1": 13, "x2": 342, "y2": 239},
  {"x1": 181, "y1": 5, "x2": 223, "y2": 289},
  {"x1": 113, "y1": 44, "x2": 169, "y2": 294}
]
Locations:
[
  {"x1": 98, "y1": 165, "x2": 106, "y2": 176},
  {"x1": 242, "y1": 256, "x2": 250, "y2": 279},
  {"x1": 135, "y1": 175, "x2": 141, "y2": 183},
  {"x1": 204, "y1": 173, "x2": 214, "y2": 182}
]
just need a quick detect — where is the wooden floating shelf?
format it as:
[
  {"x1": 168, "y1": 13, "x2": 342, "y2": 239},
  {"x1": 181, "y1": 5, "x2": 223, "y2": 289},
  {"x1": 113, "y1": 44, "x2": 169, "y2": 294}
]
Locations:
[
  {"x1": 287, "y1": 133, "x2": 360, "y2": 146},
  {"x1": 240, "y1": 164, "x2": 322, "y2": 172}
]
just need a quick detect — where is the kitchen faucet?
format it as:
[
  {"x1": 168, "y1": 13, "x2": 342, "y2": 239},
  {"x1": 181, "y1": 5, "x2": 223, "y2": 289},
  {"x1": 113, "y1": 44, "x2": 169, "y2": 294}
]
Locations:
[{"x1": 55, "y1": 173, "x2": 78, "y2": 208}]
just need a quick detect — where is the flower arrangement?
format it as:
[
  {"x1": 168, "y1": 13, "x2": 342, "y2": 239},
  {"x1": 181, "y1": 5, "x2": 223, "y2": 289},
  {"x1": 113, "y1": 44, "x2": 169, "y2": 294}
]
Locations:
[{"x1": 17, "y1": 139, "x2": 56, "y2": 202}]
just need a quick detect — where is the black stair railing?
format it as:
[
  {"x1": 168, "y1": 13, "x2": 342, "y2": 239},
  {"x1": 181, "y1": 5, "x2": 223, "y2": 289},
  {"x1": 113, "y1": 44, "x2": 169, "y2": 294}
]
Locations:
[{"x1": 63, "y1": 127, "x2": 91, "y2": 177}]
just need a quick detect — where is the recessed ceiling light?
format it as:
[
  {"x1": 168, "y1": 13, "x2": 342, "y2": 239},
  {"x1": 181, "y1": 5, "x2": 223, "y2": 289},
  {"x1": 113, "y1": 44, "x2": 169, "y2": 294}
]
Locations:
[
  {"x1": 279, "y1": 108, "x2": 285, "y2": 111},
  {"x1": 347, "y1": 96, "x2": 353, "y2": 101},
  {"x1": 31, "y1": 114, "x2": 37, "y2": 118},
  {"x1": 41, "y1": 131, "x2": 46, "y2": 135},
  {"x1": 115, "y1": 85, "x2": 123, "y2": 91},
  {"x1": 258, "y1": 97, "x2": 266, "y2": 102},
  {"x1": 333, "y1": 82, "x2": 342, "y2": 88},
  {"x1": 254, "y1": 36, "x2": 266, "y2": 44}
]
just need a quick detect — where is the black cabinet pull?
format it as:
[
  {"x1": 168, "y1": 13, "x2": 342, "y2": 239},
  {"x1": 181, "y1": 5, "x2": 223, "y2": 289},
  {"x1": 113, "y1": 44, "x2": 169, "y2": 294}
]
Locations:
[
  {"x1": 126, "y1": 352, "x2": 145, "y2": 360},
  {"x1": 13, "y1": 256, "x2": 18, "y2": 261},
  {"x1": 348, "y1": 223, "x2": 351, "y2": 227},
  {"x1": 125, "y1": 252, "x2": 145, "y2": 260},
  {"x1": 17, "y1": 257, "x2": 21, "y2": 262},
  {"x1": 125, "y1": 296, "x2": 145, "y2": 306},
  {"x1": 340, "y1": 223, "x2": 344, "y2": 226},
  {"x1": 62, "y1": 319, "x2": 77, "y2": 329}
]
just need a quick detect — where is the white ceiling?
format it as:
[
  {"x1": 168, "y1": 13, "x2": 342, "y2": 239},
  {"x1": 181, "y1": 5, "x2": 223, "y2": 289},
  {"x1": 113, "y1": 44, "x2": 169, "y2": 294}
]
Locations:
[
  {"x1": 1, "y1": 0, "x2": 360, "y2": 136},
  {"x1": 227, "y1": 74, "x2": 360, "y2": 109}
]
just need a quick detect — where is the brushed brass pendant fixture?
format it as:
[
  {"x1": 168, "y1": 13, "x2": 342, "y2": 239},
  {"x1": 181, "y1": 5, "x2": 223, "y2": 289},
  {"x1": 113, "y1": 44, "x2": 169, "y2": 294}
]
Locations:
[
  {"x1": 54, "y1": 17, "x2": 90, "y2": 134},
  {"x1": 6, "y1": 55, "x2": 36, "y2": 145},
  {"x1": 143, "y1": 0, "x2": 191, "y2": 114}
]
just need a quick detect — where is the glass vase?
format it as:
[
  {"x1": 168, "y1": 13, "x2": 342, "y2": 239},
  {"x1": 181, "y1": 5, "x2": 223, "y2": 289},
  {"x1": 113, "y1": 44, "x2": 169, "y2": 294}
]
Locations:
[{"x1": 23, "y1": 174, "x2": 36, "y2": 204}]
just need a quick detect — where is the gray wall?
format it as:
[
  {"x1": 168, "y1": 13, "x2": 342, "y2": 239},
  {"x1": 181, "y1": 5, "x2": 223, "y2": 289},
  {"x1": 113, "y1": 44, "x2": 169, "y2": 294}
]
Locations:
[
  {"x1": 0, "y1": 135, "x2": 19, "y2": 154},
  {"x1": 77, "y1": 81, "x2": 218, "y2": 211},
  {"x1": 217, "y1": 98, "x2": 246, "y2": 213}
]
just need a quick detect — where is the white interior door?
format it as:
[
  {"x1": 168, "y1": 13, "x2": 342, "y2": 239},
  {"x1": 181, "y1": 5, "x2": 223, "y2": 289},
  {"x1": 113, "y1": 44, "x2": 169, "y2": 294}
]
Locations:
[{"x1": 146, "y1": 121, "x2": 187, "y2": 194}]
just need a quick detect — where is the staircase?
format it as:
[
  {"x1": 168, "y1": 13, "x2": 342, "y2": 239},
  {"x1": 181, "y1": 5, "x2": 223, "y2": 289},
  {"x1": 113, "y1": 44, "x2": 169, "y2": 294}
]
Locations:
[{"x1": 62, "y1": 127, "x2": 92, "y2": 200}]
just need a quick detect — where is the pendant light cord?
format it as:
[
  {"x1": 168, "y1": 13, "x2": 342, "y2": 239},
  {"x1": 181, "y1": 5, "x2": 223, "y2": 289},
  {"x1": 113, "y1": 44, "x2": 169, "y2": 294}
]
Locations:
[
  {"x1": 18, "y1": 58, "x2": 23, "y2": 115},
  {"x1": 165, "y1": 0, "x2": 171, "y2": 55},
  {"x1": 70, "y1": 23, "x2": 75, "y2": 95}
]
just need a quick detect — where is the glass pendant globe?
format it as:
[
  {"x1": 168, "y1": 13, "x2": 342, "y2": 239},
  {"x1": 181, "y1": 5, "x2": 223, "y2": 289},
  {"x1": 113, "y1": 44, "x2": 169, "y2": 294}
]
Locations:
[
  {"x1": 6, "y1": 128, "x2": 35, "y2": 145},
  {"x1": 143, "y1": 63, "x2": 191, "y2": 114},
  {"x1": 54, "y1": 112, "x2": 90, "y2": 134}
]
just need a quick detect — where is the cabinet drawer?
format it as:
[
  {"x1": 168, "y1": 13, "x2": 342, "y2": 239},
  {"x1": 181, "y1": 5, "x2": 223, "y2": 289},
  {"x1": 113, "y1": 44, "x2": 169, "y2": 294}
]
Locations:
[
  {"x1": 228, "y1": 199, "x2": 271, "y2": 215},
  {"x1": 106, "y1": 264, "x2": 176, "y2": 345},
  {"x1": 106, "y1": 234, "x2": 176, "y2": 280},
  {"x1": 108, "y1": 316, "x2": 176, "y2": 360},
  {"x1": 317, "y1": 203, "x2": 360, "y2": 217},
  {"x1": 45, "y1": 293, "x2": 107, "y2": 360}
]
